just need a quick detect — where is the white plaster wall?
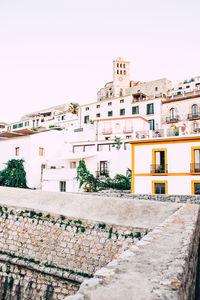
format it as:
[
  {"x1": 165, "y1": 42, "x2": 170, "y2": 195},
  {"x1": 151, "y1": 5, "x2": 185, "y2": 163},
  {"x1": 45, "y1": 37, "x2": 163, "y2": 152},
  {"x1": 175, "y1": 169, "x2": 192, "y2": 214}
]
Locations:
[
  {"x1": 134, "y1": 141, "x2": 200, "y2": 174},
  {"x1": 85, "y1": 148, "x2": 131, "y2": 178},
  {"x1": 134, "y1": 176, "x2": 200, "y2": 195}
]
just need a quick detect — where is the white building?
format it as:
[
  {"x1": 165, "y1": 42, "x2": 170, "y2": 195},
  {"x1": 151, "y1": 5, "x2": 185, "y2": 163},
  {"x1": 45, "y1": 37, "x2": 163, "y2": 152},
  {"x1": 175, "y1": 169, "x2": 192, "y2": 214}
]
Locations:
[{"x1": 0, "y1": 130, "x2": 67, "y2": 189}]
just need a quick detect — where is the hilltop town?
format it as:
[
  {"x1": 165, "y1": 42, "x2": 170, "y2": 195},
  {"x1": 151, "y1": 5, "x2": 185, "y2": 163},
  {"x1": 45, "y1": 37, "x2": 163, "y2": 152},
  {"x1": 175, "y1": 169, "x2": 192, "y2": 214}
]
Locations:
[{"x1": 0, "y1": 57, "x2": 200, "y2": 195}]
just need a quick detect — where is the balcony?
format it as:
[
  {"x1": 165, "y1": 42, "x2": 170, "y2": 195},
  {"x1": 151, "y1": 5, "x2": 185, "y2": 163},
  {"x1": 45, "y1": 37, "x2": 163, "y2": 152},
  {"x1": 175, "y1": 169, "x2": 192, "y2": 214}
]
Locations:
[
  {"x1": 102, "y1": 129, "x2": 112, "y2": 135},
  {"x1": 123, "y1": 128, "x2": 133, "y2": 133},
  {"x1": 190, "y1": 163, "x2": 200, "y2": 173},
  {"x1": 152, "y1": 129, "x2": 165, "y2": 138},
  {"x1": 96, "y1": 170, "x2": 109, "y2": 177},
  {"x1": 166, "y1": 116, "x2": 179, "y2": 123},
  {"x1": 188, "y1": 113, "x2": 200, "y2": 120},
  {"x1": 150, "y1": 164, "x2": 168, "y2": 174}
]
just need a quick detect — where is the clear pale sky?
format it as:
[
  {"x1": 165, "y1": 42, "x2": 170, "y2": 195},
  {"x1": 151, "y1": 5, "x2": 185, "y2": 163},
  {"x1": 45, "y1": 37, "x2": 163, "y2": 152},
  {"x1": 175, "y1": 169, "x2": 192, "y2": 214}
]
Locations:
[{"x1": 0, "y1": 0, "x2": 200, "y2": 122}]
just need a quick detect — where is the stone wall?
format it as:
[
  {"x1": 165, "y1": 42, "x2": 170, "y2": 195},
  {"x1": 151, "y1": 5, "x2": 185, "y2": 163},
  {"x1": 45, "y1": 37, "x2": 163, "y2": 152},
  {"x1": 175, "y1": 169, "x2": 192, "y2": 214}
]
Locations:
[
  {"x1": 93, "y1": 190, "x2": 200, "y2": 204},
  {"x1": 0, "y1": 203, "x2": 148, "y2": 299},
  {"x1": 0, "y1": 260, "x2": 79, "y2": 300},
  {"x1": 65, "y1": 204, "x2": 200, "y2": 300}
]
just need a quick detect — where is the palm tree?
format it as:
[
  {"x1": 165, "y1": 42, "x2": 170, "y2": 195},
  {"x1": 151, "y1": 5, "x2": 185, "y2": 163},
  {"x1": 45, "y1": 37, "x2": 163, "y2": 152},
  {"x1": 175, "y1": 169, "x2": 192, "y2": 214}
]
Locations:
[{"x1": 67, "y1": 102, "x2": 79, "y2": 115}]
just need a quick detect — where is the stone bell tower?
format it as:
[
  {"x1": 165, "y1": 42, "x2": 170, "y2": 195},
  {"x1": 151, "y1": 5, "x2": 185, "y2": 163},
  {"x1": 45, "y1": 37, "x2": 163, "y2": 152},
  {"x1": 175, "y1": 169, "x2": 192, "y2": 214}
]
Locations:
[{"x1": 113, "y1": 57, "x2": 130, "y2": 97}]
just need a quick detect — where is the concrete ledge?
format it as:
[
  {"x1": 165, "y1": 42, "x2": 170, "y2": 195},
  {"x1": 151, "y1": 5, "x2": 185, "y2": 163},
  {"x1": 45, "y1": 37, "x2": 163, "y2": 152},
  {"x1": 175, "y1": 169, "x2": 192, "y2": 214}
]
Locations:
[
  {"x1": 0, "y1": 187, "x2": 182, "y2": 229},
  {"x1": 65, "y1": 204, "x2": 200, "y2": 300}
]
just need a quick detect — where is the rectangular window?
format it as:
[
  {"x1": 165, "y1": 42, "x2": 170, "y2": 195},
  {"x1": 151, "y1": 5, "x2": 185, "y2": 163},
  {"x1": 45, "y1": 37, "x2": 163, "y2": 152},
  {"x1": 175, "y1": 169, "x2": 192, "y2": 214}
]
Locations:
[
  {"x1": 132, "y1": 106, "x2": 139, "y2": 114},
  {"x1": 13, "y1": 124, "x2": 17, "y2": 129},
  {"x1": 96, "y1": 113, "x2": 100, "y2": 118},
  {"x1": 108, "y1": 111, "x2": 113, "y2": 117},
  {"x1": 120, "y1": 109, "x2": 125, "y2": 116},
  {"x1": 194, "y1": 183, "x2": 200, "y2": 194},
  {"x1": 153, "y1": 182, "x2": 167, "y2": 194},
  {"x1": 15, "y1": 147, "x2": 20, "y2": 156},
  {"x1": 108, "y1": 102, "x2": 112, "y2": 106},
  {"x1": 96, "y1": 105, "x2": 100, "y2": 108},
  {"x1": 152, "y1": 149, "x2": 167, "y2": 174},
  {"x1": 192, "y1": 181, "x2": 200, "y2": 194},
  {"x1": 84, "y1": 115, "x2": 89, "y2": 123},
  {"x1": 39, "y1": 147, "x2": 44, "y2": 156},
  {"x1": 120, "y1": 99, "x2": 124, "y2": 103},
  {"x1": 60, "y1": 181, "x2": 66, "y2": 192},
  {"x1": 191, "y1": 147, "x2": 200, "y2": 173},
  {"x1": 147, "y1": 103, "x2": 154, "y2": 115},
  {"x1": 25, "y1": 121, "x2": 29, "y2": 126},
  {"x1": 99, "y1": 161, "x2": 108, "y2": 175},
  {"x1": 18, "y1": 123, "x2": 23, "y2": 128},
  {"x1": 149, "y1": 119, "x2": 155, "y2": 130},
  {"x1": 70, "y1": 162, "x2": 76, "y2": 169},
  {"x1": 85, "y1": 107, "x2": 89, "y2": 111}
]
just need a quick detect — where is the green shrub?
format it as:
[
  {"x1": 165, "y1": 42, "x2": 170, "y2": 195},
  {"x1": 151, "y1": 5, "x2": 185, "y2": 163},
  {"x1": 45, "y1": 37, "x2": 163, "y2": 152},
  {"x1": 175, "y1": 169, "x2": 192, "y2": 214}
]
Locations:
[{"x1": 0, "y1": 159, "x2": 28, "y2": 188}]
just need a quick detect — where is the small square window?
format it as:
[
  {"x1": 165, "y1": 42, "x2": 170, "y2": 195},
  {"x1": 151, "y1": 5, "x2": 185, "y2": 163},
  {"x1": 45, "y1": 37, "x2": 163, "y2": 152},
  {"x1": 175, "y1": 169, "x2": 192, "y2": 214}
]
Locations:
[
  {"x1": 39, "y1": 147, "x2": 44, "y2": 156},
  {"x1": 120, "y1": 99, "x2": 124, "y2": 103},
  {"x1": 108, "y1": 111, "x2": 113, "y2": 117},
  {"x1": 85, "y1": 107, "x2": 89, "y2": 111},
  {"x1": 96, "y1": 105, "x2": 100, "y2": 109},
  {"x1": 96, "y1": 113, "x2": 100, "y2": 118},
  {"x1": 70, "y1": 162, "x2": 76, "y2": 169},
  {"x1": 15, "y1": 147, "x2": 20, "y2": 156},
  {"x1": 108, "y1": 102, "x2": 112, "y2": 106}
]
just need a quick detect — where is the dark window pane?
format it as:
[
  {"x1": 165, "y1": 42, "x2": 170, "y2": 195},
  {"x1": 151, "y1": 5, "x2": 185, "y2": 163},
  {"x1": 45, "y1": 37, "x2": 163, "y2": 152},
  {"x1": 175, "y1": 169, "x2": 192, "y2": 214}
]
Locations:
[
  {"x1": 155, "y1": 183, "x2": 166, "y2": 194},
  {"x1": 194, "y1": 183, "x2": 200, "y2": 195},
  {"x1": 160, "y1": 183, "x2": 165, "y2": 194}
]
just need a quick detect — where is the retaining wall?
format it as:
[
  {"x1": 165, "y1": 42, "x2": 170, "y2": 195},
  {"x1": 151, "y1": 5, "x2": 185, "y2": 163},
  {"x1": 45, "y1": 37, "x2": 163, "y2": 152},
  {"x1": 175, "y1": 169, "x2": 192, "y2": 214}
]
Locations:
[
  {"x1": 65, "y1": 204, "x2": 200, "y2": 300},
  {"x1": 0, "y1": 204, "x2": 147, "y2": 299},
  {"x1": 93, "y1": 190, "x2": 200, "y2": 204}
]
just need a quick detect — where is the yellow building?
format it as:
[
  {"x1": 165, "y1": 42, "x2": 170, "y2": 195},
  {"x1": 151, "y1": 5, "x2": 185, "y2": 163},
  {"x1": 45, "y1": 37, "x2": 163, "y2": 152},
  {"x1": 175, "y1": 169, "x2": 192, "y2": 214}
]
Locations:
[{"x1": 130, "y1": 136, "x2": 200, "y2": 195}]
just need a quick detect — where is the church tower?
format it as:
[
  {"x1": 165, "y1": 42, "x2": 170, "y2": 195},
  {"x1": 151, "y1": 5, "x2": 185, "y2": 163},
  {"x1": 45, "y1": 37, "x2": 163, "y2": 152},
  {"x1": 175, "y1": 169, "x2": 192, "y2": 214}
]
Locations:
[{"x1": 113, "y1": 57, "x2": 130, "y2": 97}]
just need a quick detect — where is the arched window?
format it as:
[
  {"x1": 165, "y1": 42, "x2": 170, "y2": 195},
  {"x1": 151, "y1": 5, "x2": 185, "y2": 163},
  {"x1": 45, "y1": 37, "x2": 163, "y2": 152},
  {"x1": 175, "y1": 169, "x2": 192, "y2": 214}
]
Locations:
[
  {"x1": 192, "y1": 104, "x2": 198, "y2": 117},
  {"x1": 170, "y1": 108, "x2": 175, "y2": 120},
  {"x1": 120, "y1": 89, "x2": 123, "y2": 97}
]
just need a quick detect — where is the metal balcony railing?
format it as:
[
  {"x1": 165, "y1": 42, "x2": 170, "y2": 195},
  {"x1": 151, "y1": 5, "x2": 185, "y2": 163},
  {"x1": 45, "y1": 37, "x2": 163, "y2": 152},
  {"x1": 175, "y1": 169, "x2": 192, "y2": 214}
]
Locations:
[
  {"x1": 190, "y1": 163, "x2": 200, "y2": 173},
  {"x1": 152, "y1": 129, "x2": 165, "y2": 138},
  {"x1": 166, "y1": 116, "x2": 179, "y2": 123},
  {"x1": 188, "y1": 113, "x2": 200, "y2": 120},
  {"x1": 102, "y1": 129, "x2": 112, "y2": 134},
  {"x1": 150, "y1": 164, "x2": 168, "y2": 174},
  {"x1": 123, "y1": 128, "x2": 133, "y2": 133}
]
